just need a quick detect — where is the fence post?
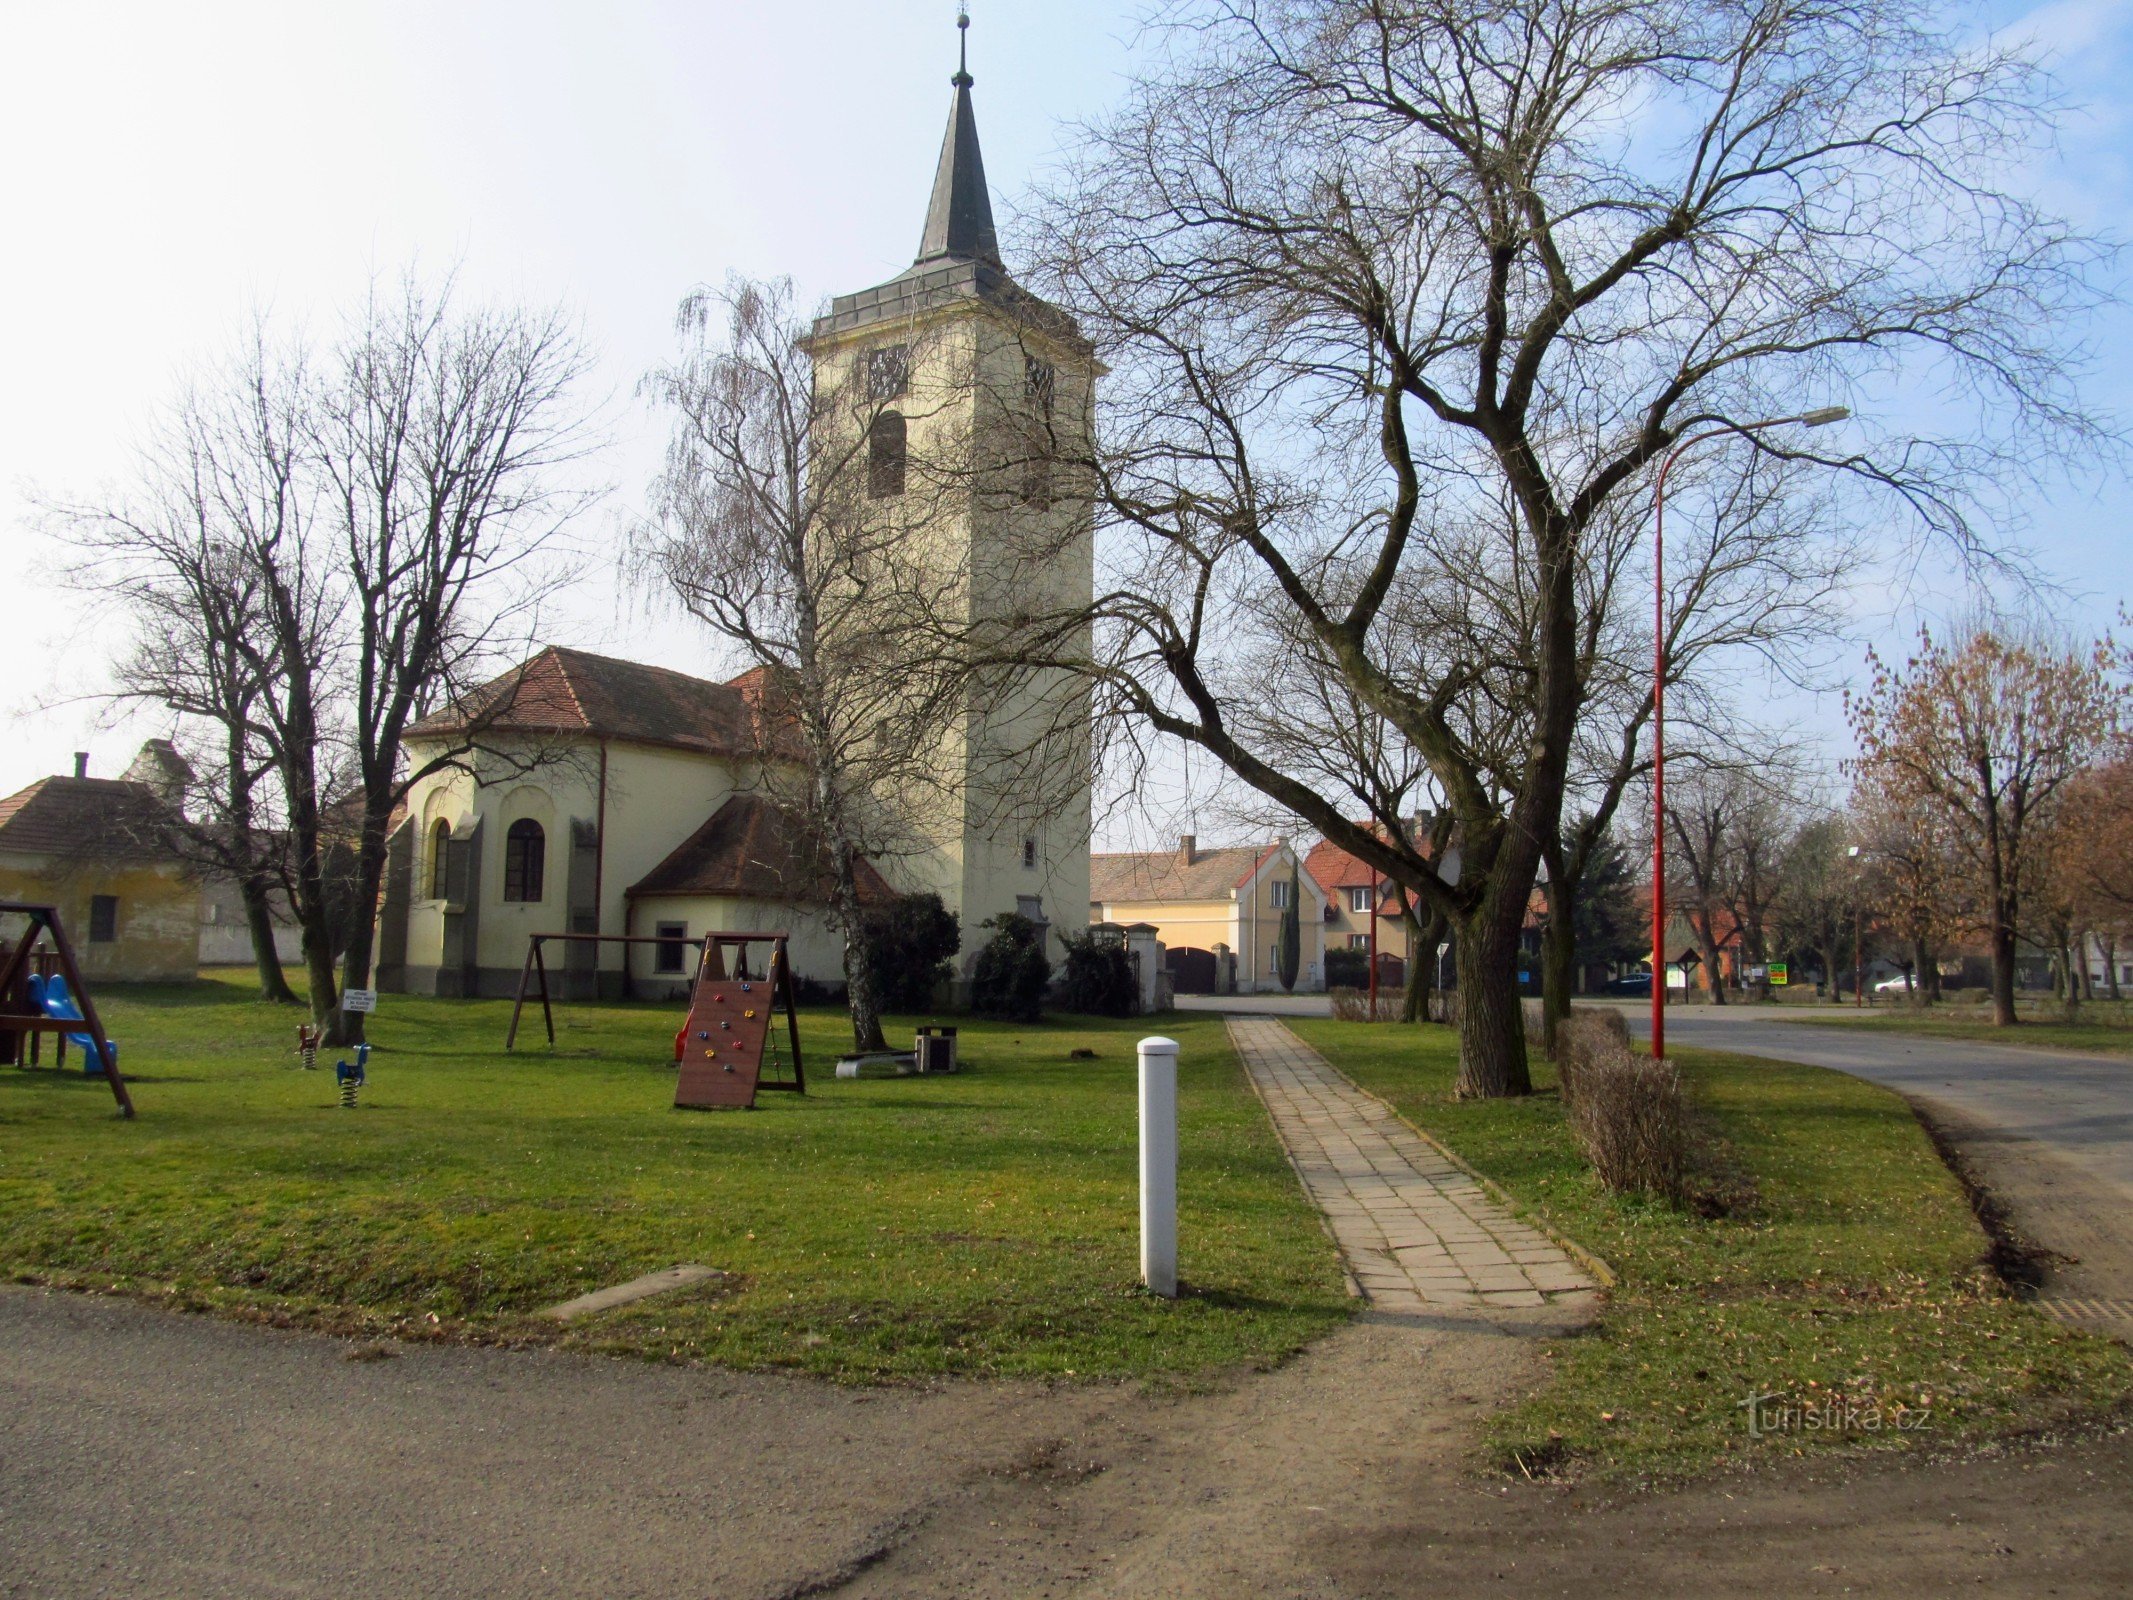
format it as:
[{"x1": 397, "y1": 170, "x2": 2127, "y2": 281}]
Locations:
[{"x1": 1138, "y1": 1035, "x2": 1178, "y2": 1297}]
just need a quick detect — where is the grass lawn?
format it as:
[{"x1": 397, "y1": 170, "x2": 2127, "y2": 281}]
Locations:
[
  {"x1": 1820, "y1": 1002, "x2": 2133, "y2": 1058},
  {"x1": 1293, "y1": 1017, "x2": 2133, "y2": 1483},
  {"x1": 0, "y1": 974, "x2": 1348, "y2": 1382}
]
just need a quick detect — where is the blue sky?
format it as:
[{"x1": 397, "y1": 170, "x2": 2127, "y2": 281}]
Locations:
[{"x1": 0, "y1": 0, "x2": 2124, "y2": 842}]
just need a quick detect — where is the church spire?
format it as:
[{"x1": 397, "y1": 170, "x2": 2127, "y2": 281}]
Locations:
[{"x1": 914, "y1": 11, "x2": 1002, "y2": 270}]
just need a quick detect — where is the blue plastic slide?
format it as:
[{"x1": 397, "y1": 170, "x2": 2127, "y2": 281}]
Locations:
[{"x1": 28, "y1": 973, "x2": 118, "y2": 1076}]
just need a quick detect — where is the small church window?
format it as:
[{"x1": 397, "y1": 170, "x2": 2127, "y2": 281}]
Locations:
[
  {"x1": 867, "y1": 344, "x2": 910, "y2": 401},
  {"x1": 89, "y1": 895, "x2": 118, "y2": 943},
  {"x1": 429, "y1": 819, "x2": 452, "y2": 899},
  {"x1": 869, "y1": 411, "x2": 907, "y2": 498},
  {"x1": 654, "y1": 921, "x2": 688, "y2": 974},
  {"x1": 1022, "y1": 836, "x2": 1038, "y2": 870},
  {"x1": 503, "y1": 819, "x2": 546, "y2": 903}
]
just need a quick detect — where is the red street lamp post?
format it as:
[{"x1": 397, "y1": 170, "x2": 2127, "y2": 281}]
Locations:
[
  {"x1": 1650, "y1": 406, "x2": 1847, "y2": 1060},
  {"x1": 1367, "y1": 886, "x2": 1380, "y2": 1020}
]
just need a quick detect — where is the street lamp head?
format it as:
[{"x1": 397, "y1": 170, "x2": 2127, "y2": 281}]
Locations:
[{"x1": 1799, "y1": 406, "x2": 1850, "y2": 428}]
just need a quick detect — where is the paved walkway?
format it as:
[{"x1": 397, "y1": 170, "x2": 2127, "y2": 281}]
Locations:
[{"x1": 1228, "y1": 1018, "x2": 1599, "y2": 1314}]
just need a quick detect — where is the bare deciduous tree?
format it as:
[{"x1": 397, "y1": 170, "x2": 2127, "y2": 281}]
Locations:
[
  {"x1": 62, "y1": 279, "x2": 596, "y2": 1041},
  {"x1": 1024, "y1": 0, "x2": 2100, "y2": 1093},
  {"x1": 640, "y1": 276, "x2": 976, "y2": 1052}
]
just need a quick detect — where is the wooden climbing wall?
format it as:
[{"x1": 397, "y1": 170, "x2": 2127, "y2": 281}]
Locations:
[{"x1": 673, "y1": 935, "x2": 802, "y2": 1109}]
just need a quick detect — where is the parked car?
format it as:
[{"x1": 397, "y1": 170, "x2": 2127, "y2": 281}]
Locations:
[
  {"x1": 1874, "y1": 974, "x2": 1918, "y2": 994},
  {"x1": 1603, "y1": 972, "x2": 1652, "y2": 997}
]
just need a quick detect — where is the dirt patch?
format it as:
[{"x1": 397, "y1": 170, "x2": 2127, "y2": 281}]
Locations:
[{"x1": 818, "y1": 1305, "x2": 2133, "y2": 1598}]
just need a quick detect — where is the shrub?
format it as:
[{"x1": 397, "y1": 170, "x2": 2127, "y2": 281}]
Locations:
[
  {"x1": 970, "y1": 913, "x2": 1051, "y2": 1021},
  {"x1": 1557, "y1": 1010, "x2": 1683, "y2": 1202},
  {"x1": 1325, "y1": 948, "x2": 1369, "y2": 989},
  {"x1": 859, "y1": 893, "x2": 961, "y2": 1012},
  {"x1": 1328, "y1": 986, "x2": 1401, "y2": 1022},
  {"x1": 1059, "y1": 932, "x2": 1138, "y2": 1016}
]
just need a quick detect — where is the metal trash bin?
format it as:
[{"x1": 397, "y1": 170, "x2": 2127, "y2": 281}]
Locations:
[{"x1": 914, "y1": 1025, "x2": 958, "y2": 1074}]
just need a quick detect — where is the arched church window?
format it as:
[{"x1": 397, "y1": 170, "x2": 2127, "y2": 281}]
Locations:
[
  {"x1": 429, "y1": 819, "x2": 452, "y2": 900},
  {"x1": 503, "y1": 818, "x2": 546, "y2": 903},
  {"x1": 868, "y1": 410, "x2": 907, "y2": 499}
]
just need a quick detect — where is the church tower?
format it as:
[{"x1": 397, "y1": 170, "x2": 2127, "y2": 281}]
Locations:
[{"x1": 806, "y1": 15, "x2": 1095, "y2": 981}]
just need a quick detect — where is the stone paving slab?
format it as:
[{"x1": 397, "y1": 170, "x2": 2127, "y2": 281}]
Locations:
[{"x1": 1229, "y1": 1017, "x2": 1600, "y2": 1316}]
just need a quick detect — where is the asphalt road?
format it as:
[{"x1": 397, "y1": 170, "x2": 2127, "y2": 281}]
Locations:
[
  {"x1": 1638, "y1": 1007, "x2": 2133, "y2": 1201},
  {"x1": 0, "y1": 1285, "x2": 1116, "y2": 1600}
]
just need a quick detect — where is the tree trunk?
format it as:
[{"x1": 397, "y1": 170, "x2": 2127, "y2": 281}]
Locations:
[
  {"x1": 1454, "y1": 907, "x2": 1531, "y2": 1099},
  {"x1": 329, "y1": 810, "x2": 393, "y2": 1048},
  {"x1": 1989, "y1": 920, "x2": 2019, "y2": 1026},
  {"x1": 1923, "y1": 940, "x2": 1944, "y2": 1003},
  {"x1": 832, "y1": 842, "x2": 888, "y2": 1052},
  {"x1": 1538, "y1": 874, "x2": 1574, "y2": 1059},
  {"x1": 239, "y1": 871, "x2": 297, "y2": 1003},
  {"x1": 1401, "y1": 904, "x2": 1444, "y2": 1023},
  {"x1": 2105, "y1": 934, "x2": 2121, "y2": 1002},
  {"x1": 1692, "y1": 915, "x2": 1727, "y2": 1006},
  {"x1": 1909, "y1": 934, "x2": 1932, "y2": 1010}
]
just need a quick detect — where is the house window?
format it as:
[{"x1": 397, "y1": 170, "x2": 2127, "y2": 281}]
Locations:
[
  {"x1": 1269, "y1": 879, "x2": 1292, "y2": 910},
  {"x1": 654, "y1": 921, "x2": 688, "y2": 975},
  {"x1": 429, "y1": 819, "x2": 452, "y2": 899},
  {"x1": 502, "y1": 819, "x2": 545, "y2": 903},
  {"x1": 88, "y1": 895, "x2": 118, "y2": 943},
  {"x1": 1022, "y1": 836, "x2": 1038, "y2": 870},
  {"x1": 1348, "y1": 886, "x2": 1372, "y2": 914},
  {"x1": 867, "y1": 344, "x2": 910, "y2": 401},
  {"x1": 868, "y1": 410, "x2": 907, "y2": 498}
]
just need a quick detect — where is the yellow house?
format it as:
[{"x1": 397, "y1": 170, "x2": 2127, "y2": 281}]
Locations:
[
  {"x1": 1090, "y1": 837, "x2": 1326, "y2": 994},
  {"x1": 0, "y1": 752, "x2": 198, "y2": 983}
]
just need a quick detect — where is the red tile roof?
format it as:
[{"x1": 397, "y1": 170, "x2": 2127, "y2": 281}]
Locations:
[
  {"x1": 0, "y1": 776, "x2": 182, "y2": 864},
  {"x1": 627, "y1": 795, "x2": 894, "y2": 905},
  {"x1": 409, "y1": 646, "x2": 765, "y2": 757}
]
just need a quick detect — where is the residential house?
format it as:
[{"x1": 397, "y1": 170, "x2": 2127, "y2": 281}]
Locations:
[
  {"x1": 1304, "y1": 836, "x2": 1416, "y2": 981},
  {"x1": 0, "y1": 747, "x2": 198, "y2": 982},
  {"x1": 1089, "y1": 836, "x2": 1325, "y2": 994}
]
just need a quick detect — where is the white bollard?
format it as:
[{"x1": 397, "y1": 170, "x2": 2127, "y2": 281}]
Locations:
[{"x1": 1138, "y1": 1035, "x2": 1179, "y2": 1298}]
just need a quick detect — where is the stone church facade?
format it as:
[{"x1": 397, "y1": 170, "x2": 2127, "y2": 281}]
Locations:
[{"x1": 377, "y1": 35, "x2": 1093, "y2": 1001}]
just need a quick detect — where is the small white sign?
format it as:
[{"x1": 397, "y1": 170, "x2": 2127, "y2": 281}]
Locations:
[{"x1": 341, "y1": 989, "x2": 377, "y2": 1013}]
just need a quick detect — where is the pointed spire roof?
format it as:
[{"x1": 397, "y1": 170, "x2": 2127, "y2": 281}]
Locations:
[{"x1": 914, "y1": 13, "x2": 1001, "y2": 269}]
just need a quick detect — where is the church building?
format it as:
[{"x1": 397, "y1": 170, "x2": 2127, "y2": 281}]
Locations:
[{"x1": 376, "y1": 25, "x2": 1094, "y2": 1002}]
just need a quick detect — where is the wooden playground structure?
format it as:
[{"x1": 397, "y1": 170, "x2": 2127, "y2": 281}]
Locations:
[
  {"x1": 0, "y1": 901, "x2": 134, "y2": 1117},
  {"x1": 505, "y1": 930, "x2": 804, "y2": 1110}
]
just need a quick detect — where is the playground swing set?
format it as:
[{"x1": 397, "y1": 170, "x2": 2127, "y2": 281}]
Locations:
[
  {"x1": 0, "y1": 901, "x2": 134, "y2": 1117},
  {"x1": 506, "y1": 929, "x2": 804, "y2": 1110}
]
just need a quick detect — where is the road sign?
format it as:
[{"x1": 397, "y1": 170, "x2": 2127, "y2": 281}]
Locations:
[
  {"x1": 341, "y1": 989, "x2": 377, "y2": 1013},
  {"x1": 1768, "y1": 962, "x2": 1789, "y2": 987}
]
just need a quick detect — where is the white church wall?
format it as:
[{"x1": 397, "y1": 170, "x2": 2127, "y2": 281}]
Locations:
[{"x1": 621, "y1": 894, "x2": 847, "y2": 998}]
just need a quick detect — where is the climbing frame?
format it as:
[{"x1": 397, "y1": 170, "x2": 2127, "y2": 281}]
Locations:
[{"x1": 673, "y1": 933, "x2": 805, "y2": 1110}]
